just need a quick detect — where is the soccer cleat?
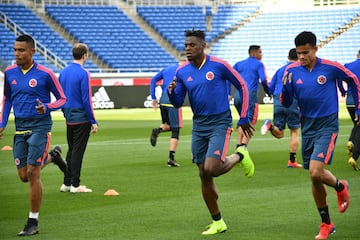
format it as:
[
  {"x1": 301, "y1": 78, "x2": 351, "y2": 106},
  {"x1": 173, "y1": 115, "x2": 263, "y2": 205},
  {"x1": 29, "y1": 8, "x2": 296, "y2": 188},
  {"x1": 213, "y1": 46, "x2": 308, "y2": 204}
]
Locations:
[
  {"x1": 287, "y1": 160, "x2": 302, "y2": 168},
  {"x1": 49, "y1": 145, "x2": 68, "y2": 173},
  {"x1": 346, "y1": 141, "x2": 353, "y2": 157},
  {"x1": 150, "y1": 128, "x2": 160, "y2": 147},
  {"x1": 70, "y1": 185, "x2": 92, "y2": 193},
  {"x1": 18, "y1": 219, "x2": 39, "y2": 236},
  {"x1": 236, "y1": 147, "x2": 255, "y2": 178},
  {"x1": 60, "y1": 184, "x2": 71, "y2": 192},
  {"x1": 315, "y1": 221, "x2": 336, "y2": 240},
  {"x1": 167, "y1": 159, "x2": 180, "y2": 167},
  {"x1": 336, "y1": 180, "x2": 349, "y2": 213},
  {"x1": 260, "y1": 119, "x2": 272, "y2": 135},
  {"x1": 202, "y1": 218, "x2": 227, "y2": 235},
  {"x1": 348, "y1": 157, "x2": 360, "y2": 171}
]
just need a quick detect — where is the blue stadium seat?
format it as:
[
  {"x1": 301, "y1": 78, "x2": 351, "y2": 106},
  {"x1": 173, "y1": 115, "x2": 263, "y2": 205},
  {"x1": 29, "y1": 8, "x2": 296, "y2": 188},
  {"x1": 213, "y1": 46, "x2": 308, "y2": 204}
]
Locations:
[{"x1": 0, "y1": 4, "x2": 98, "y2": 73}]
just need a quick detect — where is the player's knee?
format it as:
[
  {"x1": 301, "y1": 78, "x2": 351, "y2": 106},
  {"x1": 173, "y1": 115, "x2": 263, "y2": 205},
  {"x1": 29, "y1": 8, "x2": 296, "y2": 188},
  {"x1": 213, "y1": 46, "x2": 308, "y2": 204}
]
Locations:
[
  {"x1": 18, "y1": 172, "x2": 28, "y2": 182},
  {"x1": 16, "y1": 166, "x2": 28, "y2": 182},
  {"x1": 171, "y1": 128, "x2": 180, "y2": 139},
  {"x1": 276, "y1": 131, "x2": 284, "y2": 139},
  {"x1": 309, "y1": 168, "x2": 324, "y2": 182}
]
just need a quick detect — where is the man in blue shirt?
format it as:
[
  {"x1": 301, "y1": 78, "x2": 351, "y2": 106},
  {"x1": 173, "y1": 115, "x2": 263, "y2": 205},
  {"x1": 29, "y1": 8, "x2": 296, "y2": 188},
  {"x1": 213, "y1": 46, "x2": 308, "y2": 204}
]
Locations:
[
  {"x1": 232, "y1": 45, "x2": 270, "y2": 148},
  {"x1": 149, "y1": 59, "x2": 186, "y2": 167},
  {"x1": 261, "y1": 48, "x2": 302, "y2": 168},
  {"x1": 168, "y1": 29, "x2": 255, "y2": 235},
  {"x1": 0, "y1": 34, "x2": 67, "y2": 236},
  {"x1": 59, "y1": 43, "x2": 98, "y2": 193},
  {"x1": 282, "y1": 31, "x2": 358, "y2": 240},
  {"x1": 344, "y1": 50, "x2": 360, "y2": 171}
]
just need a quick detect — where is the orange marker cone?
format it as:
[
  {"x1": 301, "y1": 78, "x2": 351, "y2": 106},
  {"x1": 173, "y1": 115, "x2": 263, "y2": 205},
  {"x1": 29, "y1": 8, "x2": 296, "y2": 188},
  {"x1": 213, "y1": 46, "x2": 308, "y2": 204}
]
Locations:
[
  {"x1": 1, "y1": 145, "x2": 13, "y2": 150},
  {"x1": 104, "y1": 189, "x2": 120, "y2": 196}
]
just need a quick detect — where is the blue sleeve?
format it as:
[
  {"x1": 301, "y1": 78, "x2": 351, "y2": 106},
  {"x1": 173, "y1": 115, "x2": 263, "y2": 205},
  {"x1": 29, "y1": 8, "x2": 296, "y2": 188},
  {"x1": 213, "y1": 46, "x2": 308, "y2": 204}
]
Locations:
[
  {"x1": 341, "y1": 66, "x2": 360, "y2": 116},
  {"x1": 81, "y1": 71, "x2": 97, "y2": 124},
  {"x1": 337, "y1": 78, "x2": 346, "y2": 97},
  {"x1": 46, "y1": 71, "x2": 66, "y2": 111},
  {"x1": 281, "y1": 72, "x2": 294, "y2": 108},
  {"x1": 226, "y1": 66, "x2": 250, "y2": 125},
  {"x1": 0, "y1": 75, "x2": 12, "y2": 128},
  {"x1": 226, "y1": 80, "x2": 231, "y2": 96},
  {"x1": 150, "y1": 70, "x2": 164, "y2": 100},
  {"x1": 168, "y1": 73, "x2": 186, "y2": 108},
  {"x1": 268, "y1": 70, "x2": 277, "y2": 96},
  {"x1": 259, "y1": 63, "x2": 271, "y2": 95}
]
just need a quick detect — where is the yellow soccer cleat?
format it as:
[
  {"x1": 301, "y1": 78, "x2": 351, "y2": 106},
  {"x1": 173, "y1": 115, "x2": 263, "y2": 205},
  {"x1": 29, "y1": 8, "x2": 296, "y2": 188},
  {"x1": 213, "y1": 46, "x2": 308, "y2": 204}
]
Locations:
[
  {"x1": 236, "y1": 147, "x2": 255, "y2": 178},
  {"x1": 202, "y1": 218, "x2": 227, "y2": 235}
]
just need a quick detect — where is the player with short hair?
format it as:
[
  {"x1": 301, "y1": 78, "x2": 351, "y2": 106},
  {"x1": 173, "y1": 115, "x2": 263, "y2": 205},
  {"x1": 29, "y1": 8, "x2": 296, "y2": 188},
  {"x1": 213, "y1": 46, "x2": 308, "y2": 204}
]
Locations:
[
  {"x1": 0, "y1": 34, "x2": 67, "y2": 236},
  {"x1": 168, "y1": 29, "x2": 255, "y2": 235},
  {"x1": 59, "y1": 43, "x2": 98, "y2": 193},
  {"x1": 282, "y1": 31, "x2": 358, "y2": 240},
  {"x1": 261, "y1": 48, "x2": 302, "y2": 168},
  {"x1": 149, "y1": 60, "x2": 184, "y2": 167},
  {"x1": 232, "y1": 45, "x2": 271, "y2": 148}
]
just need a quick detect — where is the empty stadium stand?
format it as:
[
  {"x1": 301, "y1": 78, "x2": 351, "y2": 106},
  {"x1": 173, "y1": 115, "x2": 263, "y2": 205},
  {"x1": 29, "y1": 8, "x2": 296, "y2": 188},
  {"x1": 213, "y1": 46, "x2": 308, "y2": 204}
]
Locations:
[
  {"x1": 45, "y1": 5, "x2": 178, "y2": 72},
  {"x1": 0, "y1": 3, "x2": 98, "y2": 72},
  {"x1": 210, "y1": 7, "x2": 360, "y2": 73},
  {"x1": 136, "y1": 4, "x2": 259, "y2": 51},
  {"x1": 0, "y1": 1, "x2": 359, "y2": 76}
]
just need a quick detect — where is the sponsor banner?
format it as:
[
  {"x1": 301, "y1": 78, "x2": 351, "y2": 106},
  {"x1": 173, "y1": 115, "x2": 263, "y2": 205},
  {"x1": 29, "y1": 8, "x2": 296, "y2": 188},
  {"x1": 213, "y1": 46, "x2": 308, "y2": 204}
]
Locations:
[
  {"x1": 91, "y1": 85, "x2": 190, "y2": 109},
  {"x1": 92, "y1": 86, "x2": 149, "y2": 109}
]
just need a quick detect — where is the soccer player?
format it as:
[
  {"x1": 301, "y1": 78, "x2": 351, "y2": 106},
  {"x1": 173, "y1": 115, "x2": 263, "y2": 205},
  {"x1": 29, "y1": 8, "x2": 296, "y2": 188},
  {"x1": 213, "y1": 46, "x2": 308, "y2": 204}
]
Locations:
[
  {"x1": 168, "y1": 29, "x2": 255, "y2": 235},
  {"x1": 343, "y1": 50, "x2": 360, "y2": 171},
  {"x1": 261, "y1": 48, "x2": 302, "y2": 168},
  {"x1": 232, "y1": 45, "x2": 271, "y2": 148},
  {"x1": 281, "y1": 31, "x2": 358, "y2": 240},
  {"x1": 149, "y1": 58, "x2": 186, "y2": 167},
  {"x1": 0, "y1": 34, "x2": 67, "y2": 236},
  {"x1": 59, "y1": 43, "x2": 98, "y2": 193}
]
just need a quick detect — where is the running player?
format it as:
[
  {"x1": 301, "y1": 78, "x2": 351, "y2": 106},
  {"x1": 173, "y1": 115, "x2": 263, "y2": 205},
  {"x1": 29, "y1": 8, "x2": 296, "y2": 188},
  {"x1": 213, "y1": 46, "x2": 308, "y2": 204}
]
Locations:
[
  {"x1": 0, "y1": 34, "x2": 67, "y2": 236},
  {"x1": 261, "y1": 48, "x2": 302, "y2": 168},
  {"x1": 168, "y1": 29, "x2": 255, "y2": 235},
  {"x1": 282, "y1": 31, "x2": 358, "y2": 240},
  {"x1": 232, "y1": 45, "x2": 271, "y2": 148},
  {"x1": 149, "y1": 60, "x2": 184, "y2": 167}
]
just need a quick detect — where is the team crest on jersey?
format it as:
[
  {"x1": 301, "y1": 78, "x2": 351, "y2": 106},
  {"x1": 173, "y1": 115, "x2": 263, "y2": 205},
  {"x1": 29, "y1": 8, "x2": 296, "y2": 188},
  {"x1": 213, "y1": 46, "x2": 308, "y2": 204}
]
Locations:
[
  {"x1": 317, "y1": 75, "x2": 326, "y2": 85},
  {"x1": 29, "y1": 78, "x2": 37, "y2": 88},
  {"x1": 206, "y1": 71, "x2": 214, "y2": 81},
  {"x1": 15, "y1": 158, "x2": 20, "y2": 166}
]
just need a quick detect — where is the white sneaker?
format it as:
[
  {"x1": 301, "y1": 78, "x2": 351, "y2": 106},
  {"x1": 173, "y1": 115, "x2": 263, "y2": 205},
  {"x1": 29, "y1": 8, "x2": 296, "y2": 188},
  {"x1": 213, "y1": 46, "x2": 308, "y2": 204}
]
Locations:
[
  {"x1": 70, "y1": 185, "x2": 92, "y2": 193},
  {"x1": 60, "y1": 184, "x2": 71, "y2": 192}
]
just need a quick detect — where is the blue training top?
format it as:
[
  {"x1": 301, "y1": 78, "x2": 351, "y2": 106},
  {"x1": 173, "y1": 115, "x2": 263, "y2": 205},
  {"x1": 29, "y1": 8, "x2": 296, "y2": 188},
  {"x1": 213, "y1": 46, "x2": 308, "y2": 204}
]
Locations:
[
  {"x1": 59, "y1": 62, "x2": 97, "y2": 125},
  {"x1": 233, "y1": 56, "x2": 270, "y2": 95},
  {"x1": 344, "y1": 58, "x2": 360, "y2": 106},
  {"x1": 1, "y1": 62, "x2": 66, "y2": 129},
  {"x1": 168, "y1": 54, "x2": 250, "y2": 125},
  {"x1": 282, "y1": 57, "x2": 360, "y2": 136},
  {"x1": 150, "y1": 63, "x2": 179, "y2": 106}
]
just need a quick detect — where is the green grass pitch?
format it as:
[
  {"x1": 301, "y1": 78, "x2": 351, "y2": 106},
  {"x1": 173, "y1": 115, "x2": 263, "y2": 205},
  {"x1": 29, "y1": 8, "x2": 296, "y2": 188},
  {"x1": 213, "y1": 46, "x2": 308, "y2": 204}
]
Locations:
[{"x1": 0, "y1": 104, "x2": 359, "y2": 239}]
